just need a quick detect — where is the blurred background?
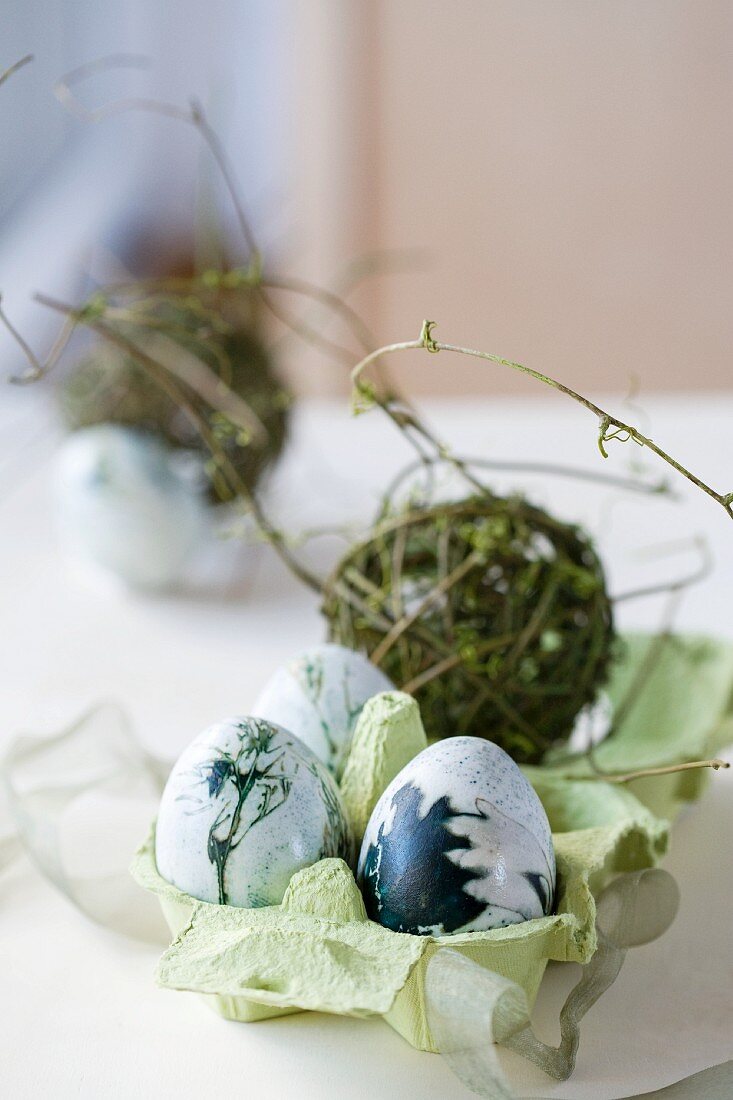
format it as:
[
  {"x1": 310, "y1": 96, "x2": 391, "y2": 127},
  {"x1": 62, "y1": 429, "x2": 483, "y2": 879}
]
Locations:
[
  {"x1": 3, "y1": 0, "x2": 731, "y2": 645},
  {"x1": 2, "y1": 1, "x2": 732, "y2": 397},
  {"x1": 0, "y1": 1, "x2": 730, "y2": 649}
]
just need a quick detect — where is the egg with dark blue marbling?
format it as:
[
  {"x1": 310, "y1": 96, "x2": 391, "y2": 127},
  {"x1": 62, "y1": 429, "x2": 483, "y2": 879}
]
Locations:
[
  {"x1": 357, "y1": 737, "x2": 555, "y2": 936},
  {"x1": 156, "y1": 717, "x2": 352, "y2": 907},
  {"x1": 252, "y1": 644, "x2": 394, "y2": 778}
]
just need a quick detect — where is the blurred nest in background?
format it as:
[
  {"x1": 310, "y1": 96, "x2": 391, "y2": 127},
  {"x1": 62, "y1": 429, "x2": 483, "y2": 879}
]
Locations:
[
  {"x1": 323, "y1": 493, "x2": 615, "y2": 764},
  {"x1": 59, "y1": 277, "x2": 292, "y2": 503}
]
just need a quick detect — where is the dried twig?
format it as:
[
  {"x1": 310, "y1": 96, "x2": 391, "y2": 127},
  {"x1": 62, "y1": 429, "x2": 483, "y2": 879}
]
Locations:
[
  {"x1": 0, "y1": 54, "x2": 33, "y2": 89},
  {"x1": 557, "y1": 757, "x2": 730, "y2": 785},
  {"x1": 351, "y1": 321, "x2": 733, "y2": 522}
]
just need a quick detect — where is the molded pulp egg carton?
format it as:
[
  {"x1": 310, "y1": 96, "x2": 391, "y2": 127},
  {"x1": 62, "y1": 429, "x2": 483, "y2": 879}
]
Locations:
[{"x1": 132, "y1": 633, "x2": 733, "y2": 1052}]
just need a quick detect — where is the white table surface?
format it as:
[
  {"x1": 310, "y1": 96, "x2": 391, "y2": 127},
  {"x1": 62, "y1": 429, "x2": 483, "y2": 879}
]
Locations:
[{"x1": 1, "y1": 393, "x2": 732, "y2": 1099}]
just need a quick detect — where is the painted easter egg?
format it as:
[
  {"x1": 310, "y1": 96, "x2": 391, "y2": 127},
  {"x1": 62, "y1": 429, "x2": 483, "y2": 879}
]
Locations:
[
  {"x1": 55, "y1": 424, "x2": 207, "y2": 589},
  {"x1": 357, "y1": 736, "x2": 555, "y2": 936},
  {"x1": 155, "y1": 716, "x2": 352, "y2": 907},
  {"x1": 252, "y1": 643, "x2": 394, "y2": 778}
]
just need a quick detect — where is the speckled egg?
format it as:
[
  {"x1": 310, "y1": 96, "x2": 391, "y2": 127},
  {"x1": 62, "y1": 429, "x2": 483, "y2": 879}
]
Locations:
[
  {"x1": 55, "y1": 424, "x2": 207, "y2": 589},
  {"x1": 357, "y1": 737, "x2": 556, "y2": 936},
  {"x1": 155, "y1": 717, "x2": 352, "y2": 907},
  {"x1": 252, "y1": 644, "x2": 394, "y2": 778}
]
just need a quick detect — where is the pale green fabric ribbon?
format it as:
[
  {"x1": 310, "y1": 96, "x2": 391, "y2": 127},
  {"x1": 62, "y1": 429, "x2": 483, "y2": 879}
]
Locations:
[
  {"x1": 426, "y1": 870, "x2": 732, "y2": 1098},
  {"x1": 1, "y1": 702, "x2": 169, "y2": 942}
]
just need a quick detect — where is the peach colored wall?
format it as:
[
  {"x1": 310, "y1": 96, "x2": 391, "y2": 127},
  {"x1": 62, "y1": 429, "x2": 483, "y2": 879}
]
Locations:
[{"x1": 292, "y1": 2, "x2": 733, "y2": 396}]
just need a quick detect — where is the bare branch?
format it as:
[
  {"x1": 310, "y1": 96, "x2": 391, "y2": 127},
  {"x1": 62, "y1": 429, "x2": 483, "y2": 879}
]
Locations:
[
  {"x1": 351, "y1": 321, "x2": 733, "y2": 523},
  {"x1": 0, "y1": 54, "x2": 33, "y2": 89}
]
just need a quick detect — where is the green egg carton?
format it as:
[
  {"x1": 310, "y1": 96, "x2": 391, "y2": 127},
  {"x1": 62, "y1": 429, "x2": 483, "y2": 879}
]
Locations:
[{"x1": 131, "y1": 634, "x2": 733, "y2": 1052}]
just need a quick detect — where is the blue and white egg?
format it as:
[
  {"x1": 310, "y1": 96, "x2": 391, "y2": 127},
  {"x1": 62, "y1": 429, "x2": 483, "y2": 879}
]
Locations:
[
  {"x1": 55, "y1": 424, "x2": 207, "y2": 589},
  {"x1": 252, "y1": 643, "x2": 394, "y2": 778},
  {"x1": 357, "y1": 737, "x2": 556, "y2": 936},
  {"x1": 155, "y1": 716, "x2": 352, "y2": 907}
]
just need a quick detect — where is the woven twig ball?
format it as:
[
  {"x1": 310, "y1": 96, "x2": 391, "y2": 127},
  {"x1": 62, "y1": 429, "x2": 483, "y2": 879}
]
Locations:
[
  {"x1": 59, "y1": 288, "x2": 291, "y2": 504},
  {"x1": 322, "y1": 494, "x2": 614, "y2": 764}
]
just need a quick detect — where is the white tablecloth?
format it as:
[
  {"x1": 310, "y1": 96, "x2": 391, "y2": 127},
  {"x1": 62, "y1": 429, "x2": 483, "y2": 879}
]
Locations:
[{"x1": 1, "y1": 394, "x2": 731, "y2": 1099}]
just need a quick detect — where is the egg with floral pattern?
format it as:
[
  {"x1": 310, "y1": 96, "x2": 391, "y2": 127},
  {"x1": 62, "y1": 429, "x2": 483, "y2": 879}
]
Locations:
[
  {"x1": 357, "y1": 737, "x2": 555, "y2": 936},
  {"x1": 252, "y1": 644, "x2": 394, "y2": 778},
  {"x1": 156, "y1": 717, "x2": 352, "y2": 907}
]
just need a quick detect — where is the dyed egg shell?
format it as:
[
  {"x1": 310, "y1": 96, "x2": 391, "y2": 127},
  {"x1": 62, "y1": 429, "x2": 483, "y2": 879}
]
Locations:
[
  {"x1": 55, "y1": 424, "x2": 206, "y2": 589},
  {"x1": 252, "y1": 643, "x2": 394, "y2": 778},
  {"x1": 357, "y1": 737, "x2": 556, "y2": 936},
  {"x1": 156, "y1": 717, "x2": 352, "y2": 907}
]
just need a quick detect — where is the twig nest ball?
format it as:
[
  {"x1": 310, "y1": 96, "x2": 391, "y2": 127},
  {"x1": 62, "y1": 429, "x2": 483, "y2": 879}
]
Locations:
[
  {"x1": 357, "y1": 736, "x2": 556, "y2": 936},
  {"x1": 322, "y1": 494, "x2": 614, "y2": 764},
  {"x1": 156, "y1": 717, "x2": 352, "y2": 907},
  {"x1": 55, "y1": 424, "x2": 207, "y2": 589},
  {"x1": 59, "y1": 290, "x2": 291, "y2": 503}
]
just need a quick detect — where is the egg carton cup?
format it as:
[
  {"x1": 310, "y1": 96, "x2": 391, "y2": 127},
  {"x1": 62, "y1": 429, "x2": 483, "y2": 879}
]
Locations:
[{"x1": 131, "y1": 633, "x2": 733, "y2": 1052}]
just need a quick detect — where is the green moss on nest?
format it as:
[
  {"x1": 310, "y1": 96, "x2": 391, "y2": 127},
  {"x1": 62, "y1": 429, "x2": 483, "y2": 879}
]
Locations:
[
  {"x1": 59, "y1": 289, "x2": 291, "y2": 503},
  {"x1": 322, "y1": 493, "x2": 614, "y2": 764}
]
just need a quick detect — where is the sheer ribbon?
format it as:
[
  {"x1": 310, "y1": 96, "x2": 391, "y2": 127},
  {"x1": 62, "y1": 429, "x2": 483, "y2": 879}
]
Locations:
[
  {"x1": 426, "y1": 870, "x2": 732, "y2": 1097},
  {"x1": 1, "y1": 703, "x2": 169, "y2": 942}
]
